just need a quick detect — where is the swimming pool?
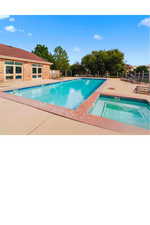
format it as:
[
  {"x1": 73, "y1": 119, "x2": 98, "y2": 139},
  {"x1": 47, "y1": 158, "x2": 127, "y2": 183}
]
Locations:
[
  {"x1": 89, "y1": 95, "x2": 150, "y2": 130},
  {"x1": 7, "y1": 78, "x2": 106, "y2": 110}
]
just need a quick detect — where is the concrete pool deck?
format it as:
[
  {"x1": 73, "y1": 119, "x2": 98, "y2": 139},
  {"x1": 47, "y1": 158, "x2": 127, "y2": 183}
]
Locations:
[{"x1": 0, "y1": 78, "x2": 149, "y2": 135}]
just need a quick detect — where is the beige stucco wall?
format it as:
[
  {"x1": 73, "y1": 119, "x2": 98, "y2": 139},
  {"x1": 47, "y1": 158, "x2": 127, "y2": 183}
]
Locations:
[
  {"x1": 42, "y1": 65, "x2": 51, "y2": 79},
  {"x1": 23, "y1": 63, "x2": 51, "y2": 80},
  {"x1": 0, "y1": 58, "x2": 51, "y2": 81},
  {"x1": 23, "y1": 63, "x2": 32, "y2": 80}
]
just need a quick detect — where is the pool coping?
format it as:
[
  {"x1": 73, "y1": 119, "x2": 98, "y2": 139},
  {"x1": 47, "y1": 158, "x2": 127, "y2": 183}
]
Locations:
[{"x1": 0, "y1": 78, "x2": 149, "y2": 134}]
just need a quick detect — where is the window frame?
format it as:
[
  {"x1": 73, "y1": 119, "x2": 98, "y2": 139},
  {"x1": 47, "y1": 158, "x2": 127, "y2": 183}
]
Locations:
[
  {"x1": 32, "y1": 67, "x2": 37, "y2": 74},
  {"x1": 32, "y1": 64, "x2": 42, "y2": 79},
  {"x1": 5, "y1": 65, "x2": 14, "y2": 75},
  {"x1": 4, "y1": 61, "x2": 23, "y2": 80},
  {"x1": 15, "y1": 66, "x2": 22, "y2": 74}
]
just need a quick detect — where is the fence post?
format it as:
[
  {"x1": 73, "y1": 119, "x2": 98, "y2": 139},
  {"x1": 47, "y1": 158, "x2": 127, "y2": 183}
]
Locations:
[
  {"x1": 65, "y1": 70, "x2": 67, "y2": 77},
  {"x1": 138, "y1": 72, "x2": 140, "y2": 82},
  {"x1": 142, "y1": 71, "x2": 144, "y2": 82}
]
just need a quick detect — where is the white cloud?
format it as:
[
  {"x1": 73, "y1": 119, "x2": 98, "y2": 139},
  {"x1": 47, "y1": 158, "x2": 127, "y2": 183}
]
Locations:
[
  {"x1": 4, "y1": 24, "x2": 32, "y2": 36},
  {"x1": 93, "y1": 34, "x2": 103, "y2": 40},
  {"x1": 138, "y1": 17, "x2": 150, "y2": 27},
  {"x1": 4, "y1": 25, "x2": 16, "y2": 32},
  {"x1": 0, "y1": 15, "x2": 10, "y2": 20},
  {"x1": 9, "y1": 17, "x2": 15, "y2": 22},
  {"x1": 73, "y1": 47, "x2": 80, "y2": 52},
  {"x1": 27, "y1": 32, "x2": 32, "y2": 36}
]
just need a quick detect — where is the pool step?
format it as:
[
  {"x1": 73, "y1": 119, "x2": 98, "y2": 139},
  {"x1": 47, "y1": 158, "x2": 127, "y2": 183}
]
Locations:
[{"x1": 89, "y1": 100, "x2": 105, "y2": 116}]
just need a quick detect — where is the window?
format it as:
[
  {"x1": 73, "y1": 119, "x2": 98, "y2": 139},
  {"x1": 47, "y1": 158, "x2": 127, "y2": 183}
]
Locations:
[
  {"x1": 16, "y1": 66, "x2": 22, "y2": 74},
  {"x1": 32, "y1": 64, "x2": 42, "y2": 78},
  {"x1": 5, "y1": 61, "x2": 14, "y2": 65},
  {"x1": 32, "y1": 67, "x2": 37, "y2": 74},
  {"x1": 15, "y1": 62, "x2": 22, "y2": 65},
  {"x1": 6, "y1": 76, "x2": 13, "y2": 80},
  {"x1": 38, "y1": 68, "x2": 42, "y2": 74},
  {"x1": 6, "y1": 66, "x2": 14, "y2": 74},
  {"x1": 15, "y1": 75, "x2": 22, "y2": 79},
  {"x1": 5, "y1": 61, "x2": 23, "y2": 80}
]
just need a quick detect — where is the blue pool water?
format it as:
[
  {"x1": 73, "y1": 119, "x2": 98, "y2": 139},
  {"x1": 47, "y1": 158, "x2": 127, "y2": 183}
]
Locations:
[
  {"x1": 7, "y1": 78, "x2": 106, "y2": 109},
  {"x1": 89, "y1": 95, "x2": 150, "y2": 130}
]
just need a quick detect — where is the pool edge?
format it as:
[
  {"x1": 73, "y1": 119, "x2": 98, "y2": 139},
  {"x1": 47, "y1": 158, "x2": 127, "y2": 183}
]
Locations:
[{"x1": 0, "y1": 78, "x2": 149, "y2": 134}]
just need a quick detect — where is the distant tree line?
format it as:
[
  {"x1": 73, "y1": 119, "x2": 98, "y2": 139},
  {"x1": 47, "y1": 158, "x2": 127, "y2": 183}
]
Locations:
[
  {"x1": 32, "y1": 44, "x2": 149, "y2": 77},
  {"x1": 134, "y1": 65, "x2": 148, "y2": 73}
]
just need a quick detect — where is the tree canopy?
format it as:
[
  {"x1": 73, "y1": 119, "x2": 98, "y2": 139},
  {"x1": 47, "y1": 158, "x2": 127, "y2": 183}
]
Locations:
[
  {"x1": 81, "y1": 49, "x2": 125, "y2": 75},
  {"x1": 32, "y1": 45, "x2": 128, "y2": 76},
  {"x1": 135, "y1": 65, "x2": 149, "y2": 73},
  {"x1": 53, "y1": 46, "x2": 69, "y2": 73},
  {"x1": 32, "y1": 44, "x2": 54, "y2": 64},
  {"x1": 32, "y1": 45, "x2": 69, "y2": 72},
  {"x1": 70, "y1": 62, "x2": 86, "y2": 75}
]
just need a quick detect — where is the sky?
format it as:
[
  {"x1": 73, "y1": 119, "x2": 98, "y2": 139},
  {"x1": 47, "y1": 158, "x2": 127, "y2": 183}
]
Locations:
[{"x1": 0, "y1": 15, "x2": 150, "y2": 65}]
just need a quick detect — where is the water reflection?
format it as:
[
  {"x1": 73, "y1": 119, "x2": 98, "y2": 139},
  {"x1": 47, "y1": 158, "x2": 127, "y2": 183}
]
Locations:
[
  {"x1": 65, "y1": 88, "x2": 84, "y2": 109},
  {"x1": 9, "y1": 79, "x2": 105, "y2": 109}
]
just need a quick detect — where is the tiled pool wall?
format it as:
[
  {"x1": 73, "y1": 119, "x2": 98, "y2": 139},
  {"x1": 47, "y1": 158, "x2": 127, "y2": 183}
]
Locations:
[
  {"x1": 5, "y1": 78, "x2": 106, "y2": 93},
  {"x1": 88, "y1": 94, "x2": 150, "y2": 130}
]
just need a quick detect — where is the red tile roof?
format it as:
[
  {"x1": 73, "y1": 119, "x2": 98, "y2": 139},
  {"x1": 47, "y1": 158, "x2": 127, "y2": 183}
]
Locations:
[{"x1": 0, "y1": 44, "x2": 50, "y2": 64}]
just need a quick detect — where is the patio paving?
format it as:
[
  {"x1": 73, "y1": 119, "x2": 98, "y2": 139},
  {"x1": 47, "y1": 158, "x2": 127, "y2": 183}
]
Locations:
[
  {"x1": 0, "y1": 97, "x2": 119, "y2": 135},
  {"x1": 0, "y1": 78, "x2": 149, "y2": 135}
]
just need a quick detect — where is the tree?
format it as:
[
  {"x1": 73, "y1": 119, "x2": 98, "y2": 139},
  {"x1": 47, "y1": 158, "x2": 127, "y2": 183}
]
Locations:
[
  {"x1": 70, "y1": 63, "x2": 86, "y2": 76},
  {"x1": 82, "y1": 54, "x2": 97, "y2": 75},
  {"x1": 104, "y1": 49, "x2": 125, "y2": 74},
  {"x1": 135, "y1": 65, "x2": 148, "y2": 73},
  {"x1": 32, "y1": 44, "x2": 54, "y2": 64},
  {"x1": 81, "y1": 49, "x2": 125, "y2": 76},
  {"x1": 53, "y1": 46, "x2": 69, "y2": 73},
  {"x1": 91, "y1": 51, "x2": 106, "y2": 74}
]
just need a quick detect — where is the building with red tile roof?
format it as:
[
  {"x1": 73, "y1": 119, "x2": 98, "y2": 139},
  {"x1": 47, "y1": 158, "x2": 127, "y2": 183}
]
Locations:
[{"x1": 0, "y1": 44, "x2": 53, "y2": 81}]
